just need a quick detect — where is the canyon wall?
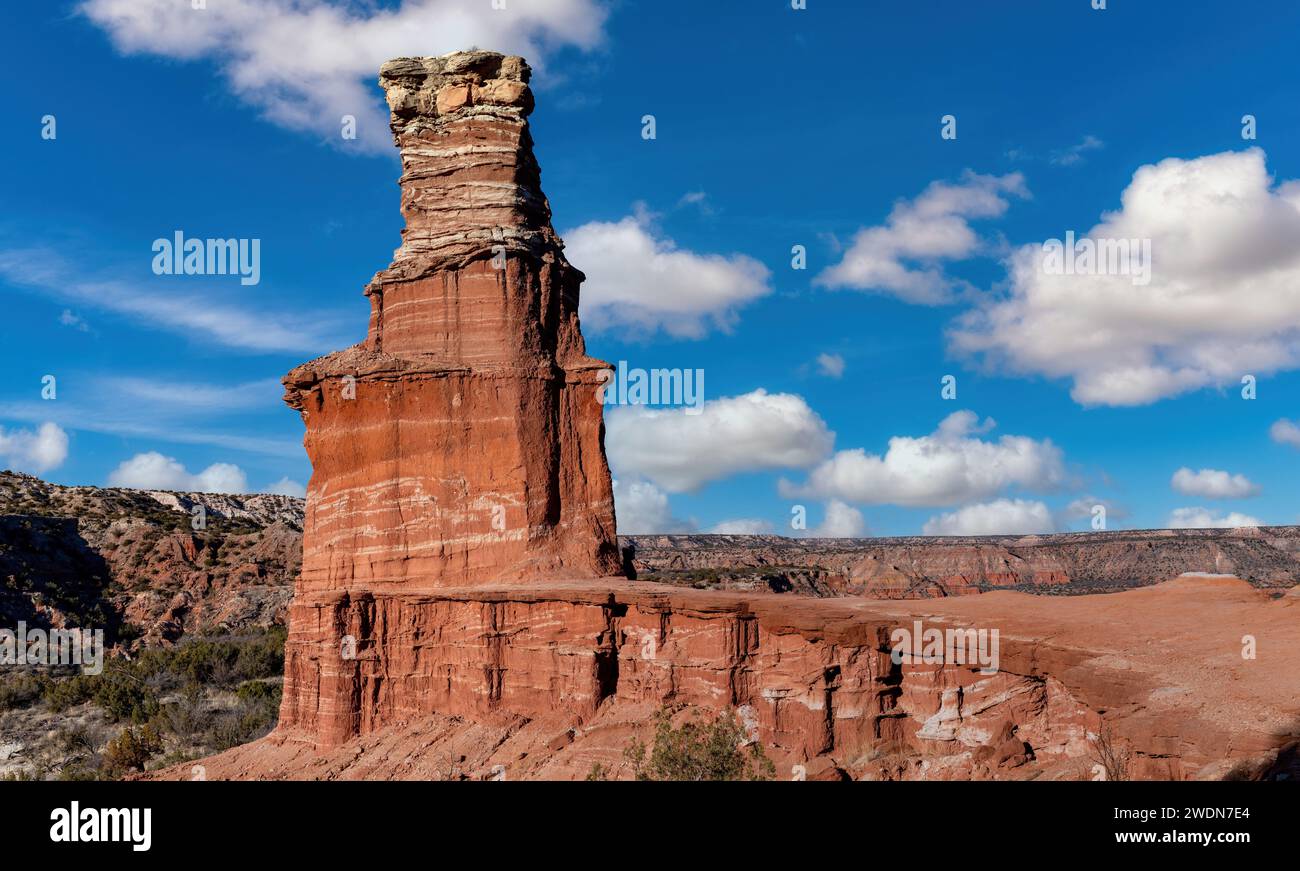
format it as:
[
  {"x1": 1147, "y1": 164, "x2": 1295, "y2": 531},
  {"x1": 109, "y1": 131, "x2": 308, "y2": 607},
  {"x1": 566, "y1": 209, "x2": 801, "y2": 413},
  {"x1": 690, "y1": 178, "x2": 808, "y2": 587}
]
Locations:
[
  {"x1": 626, "y1": 529, "x2": 1300, "y2": 596},
  {"x1": 202, "y1": 576, "x2": 1300, "y2": 781}
]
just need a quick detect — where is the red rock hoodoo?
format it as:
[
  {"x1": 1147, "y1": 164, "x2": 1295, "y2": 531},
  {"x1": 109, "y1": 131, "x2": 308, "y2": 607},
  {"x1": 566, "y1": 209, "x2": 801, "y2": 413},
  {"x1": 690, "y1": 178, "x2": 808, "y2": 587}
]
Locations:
[
  {"x1": 277, "y1": 51, "x2": 623, "y2": 747},
  {"x1": 282, "y1": 51, "x2": 621, "y2": 594}
]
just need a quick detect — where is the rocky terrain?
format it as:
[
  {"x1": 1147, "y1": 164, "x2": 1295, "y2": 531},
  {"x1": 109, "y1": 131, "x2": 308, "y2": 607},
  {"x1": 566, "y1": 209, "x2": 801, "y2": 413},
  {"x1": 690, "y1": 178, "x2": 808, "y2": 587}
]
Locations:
[
  {"x1": 0, "y1": 471, "x2": 299, "y2": 647},
  {"x1": 626, "y1": 529, "x2": 1300, "y2": 597}
]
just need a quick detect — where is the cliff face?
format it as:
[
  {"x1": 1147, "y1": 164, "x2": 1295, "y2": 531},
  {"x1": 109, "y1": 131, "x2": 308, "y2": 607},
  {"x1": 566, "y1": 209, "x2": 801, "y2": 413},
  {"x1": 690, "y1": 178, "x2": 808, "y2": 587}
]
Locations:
[
  {"x1": 0, "y1": 472, "x2": 298, "y2": 645},
  {"x1": 186, "y1": 576, "x2": 1300, "y2": 782},
  {"x1": 626, "y1": 530, "x2": 1300, "y2": 597},
  {"x1": 282, "y1": 51, "x2": 620, "y2": 594}
]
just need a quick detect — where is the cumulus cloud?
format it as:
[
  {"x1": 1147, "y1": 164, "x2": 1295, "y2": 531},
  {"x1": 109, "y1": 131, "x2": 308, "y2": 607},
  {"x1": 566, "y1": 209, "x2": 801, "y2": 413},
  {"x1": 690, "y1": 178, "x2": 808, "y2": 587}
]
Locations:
[
  {"x1": 809, "y1": 500, "x2": 868, "y2": 537},
  {"x1": 1170, "y1": 467, "x2": 1260, "y2": 499},
  {"x1": 816, "y1": 171, "x2": 1027, "y2": 304},
  {"x1": 952, "y1": 148, "x2": 1300, "y2": 406},
  {"x1": 606, "y1": 389, "x2": 833, "y2": 492},
  {"x1": 566, "y1": 211, "x2": 772, "y2": 339},
  {"x1": 0, "y1": 422, "x2": 69, "y2": 474},
  {"x1": 708, "y1": 518, "x2": 774, "y2": 535},
  {"x1": 108, "y1": 451, "x2": 249, "y2": 494},
  {"x1": 922, "y1": 498, "x2": 1055, "y2": 536},
  {"x1": 1167, "y1": 507, "x2": 1263, "y2": 529},
  {"x1": 1270, "y1": 418, "x2": 1300, "y2": 448},
  {"x1": 612, "y1": 479, "x2": 695, "y2": 534},
  {"x1": 780, "y1": 410, "x2": 1065, "y2": 507},
  {"x1": 79, "y1": 0, "x2": 607, "y2": 153},
  {"x1": 815, "y1": 352, "x2": 845, "y2": 378},
  {"x1": 265, "y1": 477, "x2": 307, "y2": 498}
]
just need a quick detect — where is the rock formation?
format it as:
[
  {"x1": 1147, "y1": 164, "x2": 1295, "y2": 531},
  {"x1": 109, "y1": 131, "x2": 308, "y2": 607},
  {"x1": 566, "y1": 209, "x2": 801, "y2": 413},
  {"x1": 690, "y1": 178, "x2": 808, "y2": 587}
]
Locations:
[
  {"x1": 152, "y1": 51, "x2": 1299, "y2": 780},
  {"x1": 282, "y1": 51, "x2": 620, "y2": 593},
  {"x1": 276, "y1": 50, "x2": 622, "y2": 747}
]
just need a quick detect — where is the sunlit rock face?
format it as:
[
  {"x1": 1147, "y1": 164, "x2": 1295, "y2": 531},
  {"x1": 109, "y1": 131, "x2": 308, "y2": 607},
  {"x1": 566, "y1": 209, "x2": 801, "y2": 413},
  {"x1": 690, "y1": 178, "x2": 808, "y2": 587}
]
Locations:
[{"x1": 282, "y1": 51, "x2": 622, "y2": 597}]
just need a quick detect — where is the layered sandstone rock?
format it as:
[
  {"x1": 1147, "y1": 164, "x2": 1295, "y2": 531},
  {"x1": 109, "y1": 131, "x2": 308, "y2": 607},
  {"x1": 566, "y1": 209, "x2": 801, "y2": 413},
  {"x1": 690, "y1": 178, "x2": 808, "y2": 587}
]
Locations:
[
  {"x1": 275, "y1": 51, "x2": 622, "y2": 748},
  {"x1": 176, "y1": 576, "x2": 1300, "y2": 781},
  {"x1": 626, "y1": 529, "x2": 1300, "y2": 597},
  {"x1": 282, "y1": 50, "x2": 621, "y2": 594}
]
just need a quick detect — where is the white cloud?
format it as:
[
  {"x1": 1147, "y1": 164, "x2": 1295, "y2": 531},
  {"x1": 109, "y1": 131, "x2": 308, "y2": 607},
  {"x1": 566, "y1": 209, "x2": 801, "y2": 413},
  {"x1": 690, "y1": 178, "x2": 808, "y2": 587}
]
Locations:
[
  {"x1": 79, "y1": 0, "x2": 608, "y2": 153},
  {"x1": 952, "y1": 148, "x2": 1300, "y2": 406},
  {"x1": 1167, "y1": 507, "x2": 1263, "y2": 529},
  {"x1": 108, "y1": 451, "x2": 249, "y2": 494},
  {"x1": 0, "y1": 399, "x2": 301, "y2": 460},
  {"x1": 676, "y1": 191, "x2": 714, "y2": 215},
  {"x1": 815, "y1": 352, "x2": 845, "y2": 378},
  {"x1": 1170, "y1": 467, "x2": 1260, "y2": 499},
  {"x1": 708, "y1": 518, "x2": 774, "y2": 535},
  {"x1": 0, "y1": 249, "x2": 353, "y2": 355},
  {"x1": 59, "y1": 309, "x2": 90, "y2": 332},
  {"x1": 1270, "y1": 418, "x2": 1300, "y2": 448},
  {"x1": 0, "y1": 371, "x2": 301, "y2": 461},
  {"x1": 923, "y1": 498, "x2": 1056, "y2": 536},
  {"x1": 809, "y1": 500, "x2": 867, "y2": 537},
  {"x1": 1050, "y1": 134, "x2": 1105, "y2": 167},
  {"x1": 265, "y1": 477, "x2": 306, "y2": 498},
  {"x1": 0, "y1": 422, "x2": 69, "y2": 474},
  {"x1": 566, "y1": 211, "x2": 772, "y2": 339},
  {"x1": 612, "y1": 479, "x2": 694, "y2": 535},
  {"x1": 606, "y1": 389, "x2": 833, "y2": 492},
  {"x1": 781, "y1": 410, "x2": 1065, "y2": 507},
  {"x1": 1062, "y1": 496, "x2": 1128, "y2": 528},
  {"x1": 105, "y1": 377, "x2": 283, "y2": 411},
  {"x1": 815, "y1": 171, "x2": 1027, "y2": 304}
]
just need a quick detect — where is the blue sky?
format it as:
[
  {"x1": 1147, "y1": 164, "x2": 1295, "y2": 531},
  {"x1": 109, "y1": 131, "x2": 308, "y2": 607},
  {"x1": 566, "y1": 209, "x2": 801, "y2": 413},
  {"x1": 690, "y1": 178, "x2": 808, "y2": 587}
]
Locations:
[{"x1": 2, "y1": 0, "x2": 1299, "y2": 536}]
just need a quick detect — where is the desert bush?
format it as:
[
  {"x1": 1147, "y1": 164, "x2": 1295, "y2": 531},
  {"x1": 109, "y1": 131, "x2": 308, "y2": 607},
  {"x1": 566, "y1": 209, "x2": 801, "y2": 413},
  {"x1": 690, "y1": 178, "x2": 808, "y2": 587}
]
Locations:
[
  {"x1": 0, "y1": 670, "x2": 43, "y2": 710},
  {"x1": 92, "y1": 668, "x2": 157, "y2": 724},
  {"x1": 235, "y1": 679, "x2": 280, "y2": 705},
  {"x1": 2, "y1": 768, "x2": 40, "y2": 781},
  {"x1": 101, "y1": 724, "x2": 162, "y2": 776},
  {"x1": 41, "y1": 672, "x2": 97, "y2": 711},
  {"x1": 207, "y1": 703, "x2": 276, "y2": 751},
  {"x1": 1088, "y1": 723, "x2": 1131, "y2": 782},
  {"x1": 57, "y1": 724, "x2": 97, "y2": 757},
  {"x1": 625, "y1": 707, "x2": 776, "y2": 781}
]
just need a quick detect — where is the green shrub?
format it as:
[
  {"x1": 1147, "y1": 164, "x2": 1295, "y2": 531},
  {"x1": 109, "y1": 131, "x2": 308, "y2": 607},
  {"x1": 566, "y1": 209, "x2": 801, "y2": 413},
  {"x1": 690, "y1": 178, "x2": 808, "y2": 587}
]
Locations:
[
  {"x1": 235, "y1": 680, "x2": 280, "y2": 705},
  {"x1": 92, "y1": 669, "x2": 158, "y2": 724},
  {"x1": 0, "y1": 671, "x2": 43, "y2": 710},
  {"x1": 101, "y1": 725, "x2": 162, "y2": 776},
  {"x1": 625, "y1": 707, "x2": 776, "y2": 781},
  {"x1": 41, "y1": 673, "x2": 97, "y2": 711}
]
